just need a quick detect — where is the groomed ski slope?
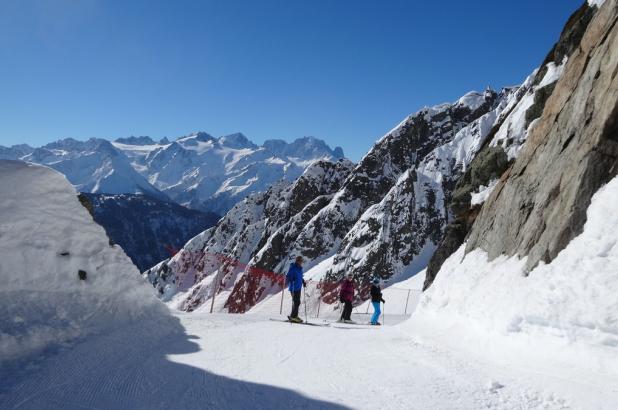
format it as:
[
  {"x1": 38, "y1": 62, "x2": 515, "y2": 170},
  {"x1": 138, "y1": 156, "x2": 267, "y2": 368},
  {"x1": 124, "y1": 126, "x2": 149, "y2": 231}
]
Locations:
[{"x1": 0, "y1": 311, "x2": 595, "y2": 410}]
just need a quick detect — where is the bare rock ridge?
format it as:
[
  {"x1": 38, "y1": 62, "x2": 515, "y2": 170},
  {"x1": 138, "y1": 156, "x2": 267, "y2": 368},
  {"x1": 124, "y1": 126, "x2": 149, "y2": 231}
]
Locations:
[
  {"x1": 466, "y1": 0, "x2": 618, "y2": 271},
  {"x1": 423, "y1": 0, "x2": 608, "y2": 289}
]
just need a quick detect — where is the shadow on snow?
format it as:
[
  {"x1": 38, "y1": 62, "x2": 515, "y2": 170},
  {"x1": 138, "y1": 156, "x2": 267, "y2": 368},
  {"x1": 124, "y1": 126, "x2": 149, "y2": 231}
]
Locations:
[{"x1": 0, "y1": 314, "x2": 348, "y2": 410}]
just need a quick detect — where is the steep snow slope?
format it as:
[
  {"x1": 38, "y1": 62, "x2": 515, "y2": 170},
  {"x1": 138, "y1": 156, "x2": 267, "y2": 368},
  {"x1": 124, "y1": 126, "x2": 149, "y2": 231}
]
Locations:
[
  {"x1": 407, "y1": 177, "x2": 618, "y2": 407},
  {"x1": 325, "y1": 88, "x2": 520, "y2": 287},
  {"x1": 0, "y1": 161, "x2": 171, "y2": 364}
]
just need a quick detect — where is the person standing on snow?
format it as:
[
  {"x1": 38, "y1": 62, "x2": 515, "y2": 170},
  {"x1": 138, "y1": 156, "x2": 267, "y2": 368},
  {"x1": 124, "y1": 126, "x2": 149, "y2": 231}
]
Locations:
[
  {"x1": 339, "y1": 273, "x2": 355, "y2": 323},
  {"x1": 286, "y1": 256, "x2": 306, "y2": 323},
  {"x1": 370, "y1": 278, "x2": 385, "y2": 325}
]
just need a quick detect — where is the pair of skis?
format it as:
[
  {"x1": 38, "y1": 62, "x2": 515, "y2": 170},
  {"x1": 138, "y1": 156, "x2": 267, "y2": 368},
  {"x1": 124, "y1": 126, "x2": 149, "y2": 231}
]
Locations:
[
  {"x1": 269, "y1": 318, "x2": 380, "y2": 328},
  {"x1": 269, "y1": 318, "x2": 330, "y2": 327}
]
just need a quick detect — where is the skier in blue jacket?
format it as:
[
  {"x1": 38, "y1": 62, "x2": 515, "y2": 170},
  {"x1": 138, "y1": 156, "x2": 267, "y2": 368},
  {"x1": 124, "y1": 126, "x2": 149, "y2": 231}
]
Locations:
[{"x1": 286, "y1": 256, "x2": 306, "y2": 323}]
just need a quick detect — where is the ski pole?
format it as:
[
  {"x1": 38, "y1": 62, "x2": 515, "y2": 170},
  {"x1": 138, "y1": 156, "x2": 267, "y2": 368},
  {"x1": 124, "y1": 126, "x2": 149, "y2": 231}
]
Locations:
[
  {"x1": 303, "y1": 285, "x2": 309, "y2": 323},
  {"x1": 381, "y1": 301, "x2": 385, "y2": 326}
]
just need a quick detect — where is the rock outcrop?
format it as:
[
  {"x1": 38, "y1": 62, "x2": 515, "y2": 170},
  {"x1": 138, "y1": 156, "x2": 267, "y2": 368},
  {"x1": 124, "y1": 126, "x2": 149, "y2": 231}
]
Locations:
[
  {"x1": 466, "y1": 0, "x2": 618, "y2": 271},
  {"x1": 423, "y1": 1, "x2": 602, "y2": 289}
]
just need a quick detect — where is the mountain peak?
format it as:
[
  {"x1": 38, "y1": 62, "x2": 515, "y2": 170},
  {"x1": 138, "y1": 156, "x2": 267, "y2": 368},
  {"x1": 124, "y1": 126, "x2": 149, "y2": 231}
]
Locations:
[
  {"x1": 456, "y1": 89, "x2": 496, "y2": 112},
  {"x1": 177, "y1": 132, "x2": 215, "y2": 143},
  {"x1": 262, "y1": 136, "x2": 344, "y2": 160},
  {"x1": 115, "y1": 136, "x2": 157, "y2": 145},
  {"x1": 218, "y1": 133, "x2": 257, "y2": 149}
]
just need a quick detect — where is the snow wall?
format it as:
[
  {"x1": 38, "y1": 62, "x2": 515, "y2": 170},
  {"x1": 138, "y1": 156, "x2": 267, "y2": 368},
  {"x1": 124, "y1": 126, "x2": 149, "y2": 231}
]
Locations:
[{"x1": 0, "y1": 161, "x2": 173, "y2": 363}]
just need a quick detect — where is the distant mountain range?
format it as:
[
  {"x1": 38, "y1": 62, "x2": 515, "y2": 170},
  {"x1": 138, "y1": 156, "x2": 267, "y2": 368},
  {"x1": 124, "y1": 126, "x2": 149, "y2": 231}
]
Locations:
[
  {"x1": 1, "y1": 133, "x2": 345, "y2": 215},
  {"x1": 1, "y1": 133, "x2": 344, "y2": 270}
]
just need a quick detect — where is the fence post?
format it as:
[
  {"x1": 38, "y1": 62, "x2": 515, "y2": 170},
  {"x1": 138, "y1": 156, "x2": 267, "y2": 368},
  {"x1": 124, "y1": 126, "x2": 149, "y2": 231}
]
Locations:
[
  {"x1": 210, "y1": 271, "x2": 221, "y2": 314},
  {"x1": 404, "y1": 289, "x2": 411, "y2": 315},
  {"x1": 279, "y1": 279, "x2": 285, "y2": 315}
]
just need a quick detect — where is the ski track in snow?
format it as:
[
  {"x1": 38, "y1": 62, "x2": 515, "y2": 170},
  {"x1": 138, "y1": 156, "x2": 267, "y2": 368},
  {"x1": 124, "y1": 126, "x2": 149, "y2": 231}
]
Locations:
[{"x1": 1, "y1": 312, "x2": 580, "y2": 410}]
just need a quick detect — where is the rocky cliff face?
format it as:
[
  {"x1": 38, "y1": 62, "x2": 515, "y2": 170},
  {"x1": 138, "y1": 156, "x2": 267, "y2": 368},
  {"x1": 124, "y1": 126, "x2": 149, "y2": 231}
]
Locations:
[
  {"x1": 423, "y1": 1, "x2": 604, "y2": 289},
  {"x1": 465, "y1": 0, "x2": 618, "y2": 271}
]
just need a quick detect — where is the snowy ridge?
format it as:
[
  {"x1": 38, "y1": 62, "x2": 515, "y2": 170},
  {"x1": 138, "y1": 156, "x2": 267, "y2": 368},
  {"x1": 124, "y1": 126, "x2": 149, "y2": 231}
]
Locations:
[
  {"x1": 0, "y1": 161, "x2": 171, "y2": 363},
  {"x1": 145, "y1": 52, "x2": 574, "y2": 315},
  {"x1": 147, "y1": 88, "x2": 514, "y2": 313},
  {"x1": 115, "y1": 132, "x2": 344, "y2": 214},
  {"x1": 0, "y1": 133, "x2": 344, "y2": 216},
  {"x1": 21, "y1": 138, "x2": 169, "y2": 201},
  {"x1": 143, "y1": 159, "x2": 355, "y2": 311}
]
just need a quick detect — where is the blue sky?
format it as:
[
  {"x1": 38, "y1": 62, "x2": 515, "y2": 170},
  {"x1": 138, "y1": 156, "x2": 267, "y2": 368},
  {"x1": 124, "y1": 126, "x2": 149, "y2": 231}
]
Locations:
[{"x1": 0, "y1": 0, "x2": 583, "y2": 161}]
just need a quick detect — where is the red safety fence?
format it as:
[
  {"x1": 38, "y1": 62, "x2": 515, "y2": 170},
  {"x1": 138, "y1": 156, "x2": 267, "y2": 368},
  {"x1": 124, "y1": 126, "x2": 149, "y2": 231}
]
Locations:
[{"x1": 159, "y1": 247, "x2": 422, "y2": 315}]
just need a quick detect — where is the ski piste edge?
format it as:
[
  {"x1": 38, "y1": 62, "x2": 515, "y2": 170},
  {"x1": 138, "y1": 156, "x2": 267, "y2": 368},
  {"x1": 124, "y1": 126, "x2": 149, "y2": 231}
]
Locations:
[{"x1": 269, "y1": 318, "x2": 330, "y2": 327}]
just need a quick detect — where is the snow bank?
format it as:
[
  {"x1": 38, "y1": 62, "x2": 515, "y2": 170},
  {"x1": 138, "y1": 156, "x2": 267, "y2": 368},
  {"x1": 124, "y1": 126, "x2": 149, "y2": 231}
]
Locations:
[
  {"x1": 406, "y1": 177, "x2": 618, "y2": 380},
  {"x1": 0, "y1": 161, "x2": 171, "y2": 363}
]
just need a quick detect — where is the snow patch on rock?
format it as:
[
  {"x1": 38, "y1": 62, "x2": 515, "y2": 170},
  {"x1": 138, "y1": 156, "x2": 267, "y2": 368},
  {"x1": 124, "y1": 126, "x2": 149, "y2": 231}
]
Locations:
[{"x1": 470, "y1": 179, "x2": 499, "y2": 205}]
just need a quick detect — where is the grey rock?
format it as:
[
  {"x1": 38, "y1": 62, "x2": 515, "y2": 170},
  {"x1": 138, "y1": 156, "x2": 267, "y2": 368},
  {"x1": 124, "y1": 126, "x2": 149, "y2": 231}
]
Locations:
[{"x1": 466, "y1": 0, "x2": 618, "y2": 272}]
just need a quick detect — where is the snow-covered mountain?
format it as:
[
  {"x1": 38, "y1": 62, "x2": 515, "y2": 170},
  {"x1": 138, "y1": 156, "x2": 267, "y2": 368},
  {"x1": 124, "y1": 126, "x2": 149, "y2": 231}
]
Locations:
[
  {"x1": 143, "y1": 158, "x2": 355, "y2": 309},
  {"x1": 1, "y1": 134, "x2": 344, "y2": 216},
  {"x1": 80, "y1": 193, "x2": 220, "y2": 271},
  {"x1": 2, "y1": 1, "x2": 617, "y2": 408},
  {"x1": 5, "y1": 138, "x2": 169, "y2": 201},
  {"x1": 144, "y1": 88, "x2": 517, "y2": 311},
  {"x1": 0, "y1": 134, "x2": 343, "y2": 273},
  {"x1": 112, "y1": 132, "x2": 345, "y2": 214},
  {"x1": 143, "y1": 1, "x2": 607, "y2": 315}
]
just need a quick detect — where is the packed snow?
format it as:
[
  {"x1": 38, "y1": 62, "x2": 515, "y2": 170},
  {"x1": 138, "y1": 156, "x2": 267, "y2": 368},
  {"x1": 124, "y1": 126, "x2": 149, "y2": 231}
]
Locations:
[
  {"x1": 407, "y1": 176, "x2": 618, "y2": 408},
  {"x1": 0, "y1": 161, "x2": 171, "y2": 364}
]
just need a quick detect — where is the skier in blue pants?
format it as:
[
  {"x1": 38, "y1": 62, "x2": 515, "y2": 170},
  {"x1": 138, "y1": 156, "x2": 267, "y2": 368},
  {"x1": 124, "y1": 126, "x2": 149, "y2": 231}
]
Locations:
[{"x1": 369, "y1": 278, "x2": 385, "y2": 325}]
